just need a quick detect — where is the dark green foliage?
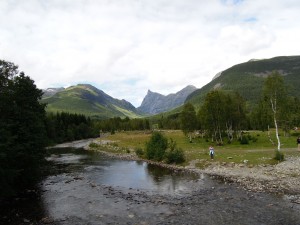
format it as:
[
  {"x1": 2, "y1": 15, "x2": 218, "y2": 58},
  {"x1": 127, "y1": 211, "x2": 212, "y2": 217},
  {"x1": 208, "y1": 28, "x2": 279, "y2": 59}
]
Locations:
[
  {"x1": 165, "y1": 148, "x2": 185, "y2": 164},
  {"x1": 144, "y1": 136, "x2": 185, "y2": 164},
  {"x1": 95, "y1": 117, "x2": 150, "y2": 132},
  {"x1": 198, "y1": 90, "x2": 247, "y2": 144},
  {"x1": 186, "y1": 56, "x2": 300, "y2": 110},
  {"x1": 263, "y1": 71, "x2": 288, "y2": 151},
  {"x1": 135, "y1": 148, "x2": 144, "y2": 157},
  {"x1": 292, "y1": 132, "x2": 300, "y2": 137},
  {"x1": 0, "y1": 60, "x2": 47, "y2": 197},
  {"x1": 274, "y1": 150, "x2": 284, "y2": 161},
  {"x1": 156, "y1": 113, "x2": 181, "y2": 130},
  {"x1": 145, "y1": 132, "x2": 168, "y2": 161},
  {"x1": 240, "y1": 136, "x2": 249, "y2": 145},
  {"x1": 180, "y1": 103, "x2": 198, "y2": 135},
  {"x1": 45, "y1": 112, "x2": 99, "y2": 144},
  {"x1": 249, "y1": 99, "x2": 272, "y2": 131},
  {"x1": 165, "y1": 139, "x2": 185, "y2": 164}
]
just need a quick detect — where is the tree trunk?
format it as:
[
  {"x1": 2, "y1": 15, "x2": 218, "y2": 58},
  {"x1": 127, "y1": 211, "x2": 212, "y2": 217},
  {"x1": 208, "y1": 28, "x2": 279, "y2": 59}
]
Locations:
[
  {"x1": 274, "y1": 114, "x2": 280, "y2": 151},
  {"x1": 270, "y1": 98, "x2": 281, "y2": 151},
  {"x1": 267, "y1": 125, "x2": 275, "y2": 146}
]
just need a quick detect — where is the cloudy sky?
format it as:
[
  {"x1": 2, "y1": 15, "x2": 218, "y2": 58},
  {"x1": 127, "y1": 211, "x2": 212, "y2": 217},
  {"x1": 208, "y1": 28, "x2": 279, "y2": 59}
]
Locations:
[{"x1": 1, "y1": 0, "x2": 300, "y2": 106}]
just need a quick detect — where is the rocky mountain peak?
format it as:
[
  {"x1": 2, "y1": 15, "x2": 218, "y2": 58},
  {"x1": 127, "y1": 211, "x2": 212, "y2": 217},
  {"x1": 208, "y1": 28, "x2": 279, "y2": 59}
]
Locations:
[{"x1": 138, "y1": 85, "x2": 197, "y2": 115}]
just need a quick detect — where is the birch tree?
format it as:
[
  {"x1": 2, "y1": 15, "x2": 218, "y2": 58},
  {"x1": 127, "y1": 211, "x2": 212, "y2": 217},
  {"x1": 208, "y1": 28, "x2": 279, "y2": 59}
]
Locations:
[
  {"x1": 180, "y1": 103, "x2": 197, "y2": 142},
  {"x1": 199, "y1": 90, "x2": 226, "y2": 144},
  {"x1": 263, "y1": 71, "x2": 287, "y2": 151}
]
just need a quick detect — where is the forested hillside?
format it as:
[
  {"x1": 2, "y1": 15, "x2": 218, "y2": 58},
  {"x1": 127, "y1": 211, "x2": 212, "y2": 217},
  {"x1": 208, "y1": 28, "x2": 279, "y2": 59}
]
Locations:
[{"x1": 186, "y1": 56, "x2": 300, "y2": 108}]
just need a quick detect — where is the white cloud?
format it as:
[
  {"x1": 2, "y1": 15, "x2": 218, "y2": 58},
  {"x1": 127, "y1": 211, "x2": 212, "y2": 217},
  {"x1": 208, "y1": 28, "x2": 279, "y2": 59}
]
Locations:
[{"x1": 1, "y1": 0, "x2": 300, "y2": 106}]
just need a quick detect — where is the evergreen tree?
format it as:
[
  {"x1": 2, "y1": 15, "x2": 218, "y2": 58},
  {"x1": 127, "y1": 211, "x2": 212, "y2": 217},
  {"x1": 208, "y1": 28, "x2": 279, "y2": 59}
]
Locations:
[
  {"x1": 0, "y1": 60, "x2": 47, "y2": 197},
  {"x1": 145, "y1": 132, "x2": 168, "y2": 161}
]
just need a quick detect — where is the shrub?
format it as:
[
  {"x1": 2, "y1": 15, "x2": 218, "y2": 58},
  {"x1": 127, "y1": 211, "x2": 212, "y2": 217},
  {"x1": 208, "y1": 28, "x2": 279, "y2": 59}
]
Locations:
[
  {"x1": 274, "y1": 150, "x2": 284, "y2": 161},
  {"x1": 135, "y1": 147, "x2": 144, "y2": 157},
  {"x1": 89, "y1": 142, "x2": 99, "y2": 148},
  {"x1": 291, "y1": 132, "x2": 300, "y2": 137},
  {"x1": 165, "y1": 148, "x2": 185, "y2": 164},
  {"x1": 252, "y1": 136, "x2": 258, "y2": 142},
  {"x1": 145, "y1": 131, "x2": 168, "y2": 161},
  {"x1": 240, "y1": 135, "x2": 249, "y2": 145}
]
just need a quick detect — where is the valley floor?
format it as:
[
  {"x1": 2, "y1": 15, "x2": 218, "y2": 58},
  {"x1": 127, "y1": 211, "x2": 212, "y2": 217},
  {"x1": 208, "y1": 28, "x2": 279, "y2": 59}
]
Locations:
[
  {"x1": 88, "y1": 138, "x2": 300, "y2": 198},
  {"x1": 52, "y1": 138, "x2": 300, "y2": 201}
]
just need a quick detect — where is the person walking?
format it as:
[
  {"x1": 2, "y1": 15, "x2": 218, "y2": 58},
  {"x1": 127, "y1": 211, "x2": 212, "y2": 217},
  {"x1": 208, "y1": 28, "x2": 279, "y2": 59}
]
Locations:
[
  {"x1": 297, "y1": 137, "x2": 300, "y2": 152},
  {"x1": 209, "y1": 146, "x2": 215, "y2": 160}
]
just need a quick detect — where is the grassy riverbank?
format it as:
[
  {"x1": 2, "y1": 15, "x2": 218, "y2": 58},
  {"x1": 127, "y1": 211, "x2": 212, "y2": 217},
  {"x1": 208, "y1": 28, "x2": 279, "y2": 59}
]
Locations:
[{"x1": 93, "y1": 130, "x2": 299, "y2": 167}]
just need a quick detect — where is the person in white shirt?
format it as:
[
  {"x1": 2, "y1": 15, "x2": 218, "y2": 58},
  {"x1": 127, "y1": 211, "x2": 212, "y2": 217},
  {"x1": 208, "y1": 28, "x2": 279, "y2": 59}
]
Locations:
[{"x1": 209, "y1": 146, "x2": 215, "y2": 160}]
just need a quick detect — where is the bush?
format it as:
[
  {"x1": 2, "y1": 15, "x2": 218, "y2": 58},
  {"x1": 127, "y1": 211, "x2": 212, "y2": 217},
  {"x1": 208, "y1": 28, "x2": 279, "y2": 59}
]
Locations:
[
  {"x1": 135, "y1": 148, "x2": 144, "y2": 157},
  {"x1": 145, "y1": 132, "x2": 168, "y2": 161},
  {"x1": 89, "y1": 142, "x2": 100, "y2": 148},
  {"x1": 251, "y1": 136, "x2": 258, "y2": 142},
  {"x1": 165, "y1": 148, "x2": 185, "y2": 164},
  {"x1": 240, "y1": 135, "x2": 249, "y2": 145},
  {"x1": 274, "y1": 150, "x2": 284, "y2": 161}
]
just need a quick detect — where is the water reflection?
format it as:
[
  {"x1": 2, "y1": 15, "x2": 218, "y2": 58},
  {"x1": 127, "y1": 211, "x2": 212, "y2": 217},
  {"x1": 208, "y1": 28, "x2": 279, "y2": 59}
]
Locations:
[{"x1": 46, "y1": 148, "x2": 199, "y2": 194}]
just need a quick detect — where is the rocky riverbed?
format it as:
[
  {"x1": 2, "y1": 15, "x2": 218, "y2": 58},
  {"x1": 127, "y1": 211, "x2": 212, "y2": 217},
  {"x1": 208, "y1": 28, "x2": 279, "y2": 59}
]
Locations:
[
  {"x1": 40, "y1": 171, "x2": 300, "y2": 225},
  {"x1": 15, "y1": 138, "x2": 296, "y2": 225},
  {"x1": 3, "y1": 139, "x2": 300, "y2": 225}
]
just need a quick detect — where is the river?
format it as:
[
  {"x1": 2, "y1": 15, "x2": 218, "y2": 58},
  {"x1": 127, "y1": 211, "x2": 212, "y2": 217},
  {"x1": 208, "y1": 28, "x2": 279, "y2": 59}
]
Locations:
[{"x1": 1, "y1": 145, "x2": 300, "y2": 225}]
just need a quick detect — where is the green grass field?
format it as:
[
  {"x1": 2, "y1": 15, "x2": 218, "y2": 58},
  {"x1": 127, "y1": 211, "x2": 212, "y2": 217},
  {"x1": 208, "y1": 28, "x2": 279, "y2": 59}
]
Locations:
[{"x1": 97, "y1": 129, "x2": 300, "y2": 167}]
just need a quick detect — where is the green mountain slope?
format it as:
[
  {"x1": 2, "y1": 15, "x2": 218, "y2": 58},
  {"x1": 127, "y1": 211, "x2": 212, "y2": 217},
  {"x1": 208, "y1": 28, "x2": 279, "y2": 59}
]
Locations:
[
  {"x1": 186, "y1": 56, "x2": 300, "y2": 109},
  {"x1": 42, "y1": 84, "x2": 143, "y2": 119}
]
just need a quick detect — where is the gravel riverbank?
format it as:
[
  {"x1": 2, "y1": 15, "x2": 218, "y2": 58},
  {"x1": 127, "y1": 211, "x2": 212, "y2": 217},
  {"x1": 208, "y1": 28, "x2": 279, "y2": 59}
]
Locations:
[
  {"x1": 3, "y1": 139, "x2": 300, "y2": 225},
  {"x1": 43, "y1": 143, "x2": 300, "y2": 225},
  {"x1": 88, "y1": 139, "x2": 300, "y2": 197},
  {"x1": 200, "y1": 156, "x2": 300, "y2": 196}
]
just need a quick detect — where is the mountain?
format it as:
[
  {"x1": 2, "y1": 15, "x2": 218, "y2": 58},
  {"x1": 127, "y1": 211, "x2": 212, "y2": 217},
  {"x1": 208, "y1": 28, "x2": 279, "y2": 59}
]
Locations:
[
  {"x1": 138, "y1": 85, "x2": 197, "y2": 115},
  {"x1": 186, "y1": 56, "x2": 300, "y2": 109},
  {"x1": 42, "y1": 87, "x2": 65, "y2": 98},
  {"x1": 41, "y1": 84, "x2": 142, "y2": 119}
]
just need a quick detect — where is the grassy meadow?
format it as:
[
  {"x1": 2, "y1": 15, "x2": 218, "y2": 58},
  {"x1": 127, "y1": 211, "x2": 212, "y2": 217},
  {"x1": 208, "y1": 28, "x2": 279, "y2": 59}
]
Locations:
[{"x1": 96, "y1": 129, "x2": 300, "y2": 167}]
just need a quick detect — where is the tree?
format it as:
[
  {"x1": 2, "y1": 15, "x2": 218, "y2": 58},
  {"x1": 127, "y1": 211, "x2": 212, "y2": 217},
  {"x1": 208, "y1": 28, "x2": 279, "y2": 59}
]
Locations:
[
  {"x1": 198, "y1": 90, "x2": 247, "y2": 144},
  {"x1": 145, "y1": 131, "x2": 168, "y2": 161},
  {"x1": 180, "y1": 103, "x2": 197, "y2": 142},
  {"x1": 0, "y1": 60, "x2": 47, "y2": 197},
  {"x1": 223, "y1": 92, "x2": 247, "y2": 141},
  {"x1": 165, "y1": 138, "x2": 185, "y2": 164},
  {"x1": 250, "y1": 99, "x2": 272, "y2": 131},
  {"x1": 199, "y1": 91, "x2": 226, "y2": 144},
  {"x1": 263, "y1": 71, "x2": 287, "y2": 152}
]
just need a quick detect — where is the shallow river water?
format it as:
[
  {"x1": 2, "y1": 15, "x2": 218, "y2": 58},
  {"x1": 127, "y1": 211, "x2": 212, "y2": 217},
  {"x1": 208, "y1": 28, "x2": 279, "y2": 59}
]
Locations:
[{"x1": 38, "y1": 148, "x2": 300, "y2": 225}]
